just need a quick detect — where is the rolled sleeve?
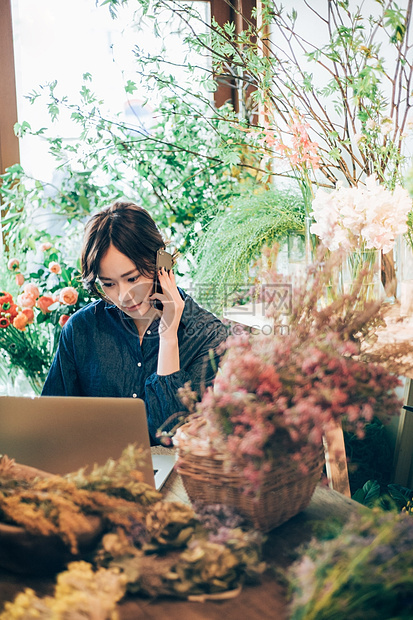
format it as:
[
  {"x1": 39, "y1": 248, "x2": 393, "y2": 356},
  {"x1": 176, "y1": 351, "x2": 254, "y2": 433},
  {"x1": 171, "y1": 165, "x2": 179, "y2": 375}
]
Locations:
[{"x1": 145, "y1": 369, "x2": 192, "y2": 438}]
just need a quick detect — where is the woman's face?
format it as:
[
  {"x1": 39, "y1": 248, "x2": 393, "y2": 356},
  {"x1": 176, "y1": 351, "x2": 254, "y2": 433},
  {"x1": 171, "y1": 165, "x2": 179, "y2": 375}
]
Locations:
[{"x1": 98, "y1": 244, "x2": 154, "y2": 318}]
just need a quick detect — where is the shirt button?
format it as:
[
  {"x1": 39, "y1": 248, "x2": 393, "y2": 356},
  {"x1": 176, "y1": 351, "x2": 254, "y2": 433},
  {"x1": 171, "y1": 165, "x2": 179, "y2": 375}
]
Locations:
[
  {"x1": 147, "y1": 330, "x2": 151, "y2": 335},
  {"x1": 132, "y1": 393, "x2": 137, "y2": 398},
  {"x1": 137, "y1": 362, "x2": 142, "y2": 367}
]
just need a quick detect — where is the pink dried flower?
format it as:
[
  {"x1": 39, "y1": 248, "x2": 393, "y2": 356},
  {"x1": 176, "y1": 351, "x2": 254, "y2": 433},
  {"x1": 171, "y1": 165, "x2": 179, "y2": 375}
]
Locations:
[{"x1": 180, "y1": 328, "x2": 401, "y2": 494}]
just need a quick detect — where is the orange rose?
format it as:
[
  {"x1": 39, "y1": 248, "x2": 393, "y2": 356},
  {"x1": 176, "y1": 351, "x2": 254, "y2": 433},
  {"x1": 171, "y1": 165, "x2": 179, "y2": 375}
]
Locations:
[
  {"x1": 13, "y1": 312, "x2": 29, "y2": 331},
  {"x1": 7, "y1": 258, "x2": 20, "y2": 271},
  {"x1": 59, "y1": 287, "x2": 78, "y2": 306},
  {"x1": 37, "y1": 295, "x2": 55, "y2": 313},
  {"x1": 59, "y1": 314, "x2": 70, "y2": 327},
  {"x1": 15, "y1": 273, "x2": 25, "y2": 286},
  {"x1": 22, "y1": 307, "x2": 35, "y2": 323},
  {"x1": 23, "y1": 283, "x2": 40, "y2": 299},
  {"x1": 17, "y1": 292, "x2": 36, "y2": 308},
  {"x1": 40, "y1": 242, "x2": 52, "y2": 251},
  {"x1": 48, "y1": 261, "x2": 62, "y2": 274}
]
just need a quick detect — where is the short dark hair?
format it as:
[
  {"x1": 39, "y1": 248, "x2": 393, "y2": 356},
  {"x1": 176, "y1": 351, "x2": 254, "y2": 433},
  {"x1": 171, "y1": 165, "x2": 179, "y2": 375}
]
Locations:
[{"x1": 81, "y1": 201, "x2": 165, "y2": 297}]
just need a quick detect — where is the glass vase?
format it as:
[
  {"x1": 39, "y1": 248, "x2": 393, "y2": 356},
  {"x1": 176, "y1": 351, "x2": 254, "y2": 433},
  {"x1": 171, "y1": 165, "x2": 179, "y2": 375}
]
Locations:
[
  {"x1": 341, "y1": 248, "x2": 383, "y2": 306},
  {"x1": 304, "y1": 216, "x2": 317, "y2": 265},
  {"x1": 3, "y1": 368, "x2": 43, "y2": 397},
  {"x1": 397, "y1": 234, "x2": 413, "y2": 319},
  {"x1": 287, "y1": 232, "x2": 306, "y2": 285}
]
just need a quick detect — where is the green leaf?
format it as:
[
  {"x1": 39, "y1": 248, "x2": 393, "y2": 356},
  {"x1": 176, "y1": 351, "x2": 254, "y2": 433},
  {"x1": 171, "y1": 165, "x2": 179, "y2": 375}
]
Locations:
[
  {"x1": 48, "y1": 103, "x2": 60, "y2": 121},
  {"x1": 352, "y1": 480, "x2": 381, "y2": 506},
  {"x1": 387, "y1": 483, "x2": 413, "y2": 509},
  {"x1": 222, "y1": 151, "x2": 241, "y2": 166},
  {"x1": 125, "y1": 80, "x2": 137, "y2": 94},
  {"x1": 36, "y1": 313, "x2": 48, "y2": 324}
]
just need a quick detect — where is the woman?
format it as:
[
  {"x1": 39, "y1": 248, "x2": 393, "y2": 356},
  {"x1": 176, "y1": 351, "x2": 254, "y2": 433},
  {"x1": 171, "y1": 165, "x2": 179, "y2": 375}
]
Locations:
[{"x1": 42, "y1": 201, "x2": 228, "y2": 441}]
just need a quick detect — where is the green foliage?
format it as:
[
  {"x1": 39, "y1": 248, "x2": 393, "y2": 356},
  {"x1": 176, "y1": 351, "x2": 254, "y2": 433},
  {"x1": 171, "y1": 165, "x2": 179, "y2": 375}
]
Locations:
[
  {"x1": 353, "y1": 479, "x2": 413, "y2": 512},
  {"x1": 193, "y1": 187, "x2": 305, "y2": 313},
  {"x1": 288, "y1": 509, "x2": 413, "y2": 619},
  {"x1": 344, "y1": 417, "x2": 394, "y2": 493},
  {"x1": 0, "y1": 163, "x2": 121, "y2": 254},
  {"x1": 2, "y1": 80, "x2": 260, "y2": 258},
  {"x1": 99, "y1": 0, "x2": 413, "y2": 190}
]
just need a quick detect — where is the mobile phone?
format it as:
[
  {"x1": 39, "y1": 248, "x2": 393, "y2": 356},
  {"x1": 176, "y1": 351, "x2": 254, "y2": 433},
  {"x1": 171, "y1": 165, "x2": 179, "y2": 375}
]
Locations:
[
  {"x1": 156, "y1": 249, "x2": 173, "y2": 273},
  {"x1": 152, "y1": 249, "x2": 173, "y2": 310}
]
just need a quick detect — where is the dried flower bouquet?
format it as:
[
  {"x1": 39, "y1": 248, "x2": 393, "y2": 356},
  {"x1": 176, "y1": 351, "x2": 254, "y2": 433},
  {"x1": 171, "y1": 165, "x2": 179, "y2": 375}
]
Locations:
[
  {"x1": 172, "y1": 253, "x2": 404, "y2": 497},
  {"x1": 0, "y1": 447, "x2": 264, "y2": 611}
]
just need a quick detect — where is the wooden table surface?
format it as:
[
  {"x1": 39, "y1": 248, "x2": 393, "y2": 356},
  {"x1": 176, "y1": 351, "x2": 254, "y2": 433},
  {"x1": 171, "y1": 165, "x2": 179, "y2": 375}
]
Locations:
[{"x1": 0, "y1": 448, "x2": 361, "y2": 619}]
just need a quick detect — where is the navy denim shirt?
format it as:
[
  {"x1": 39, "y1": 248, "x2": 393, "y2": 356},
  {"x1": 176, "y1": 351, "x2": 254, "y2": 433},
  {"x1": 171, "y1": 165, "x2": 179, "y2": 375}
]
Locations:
[{"x1": 42, "y1": 289, "x2": 227, "y2": 440}]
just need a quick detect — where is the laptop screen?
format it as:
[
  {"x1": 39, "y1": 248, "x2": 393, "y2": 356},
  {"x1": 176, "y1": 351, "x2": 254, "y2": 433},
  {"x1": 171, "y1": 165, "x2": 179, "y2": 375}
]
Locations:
[{"x1": 0, "y1": 396, "x2": 157, "y2": 486}]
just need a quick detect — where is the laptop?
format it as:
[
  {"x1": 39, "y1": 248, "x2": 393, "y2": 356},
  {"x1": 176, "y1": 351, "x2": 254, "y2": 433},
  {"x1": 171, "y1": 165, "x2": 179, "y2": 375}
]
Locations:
[{"x1": 0, "y1": 396, "x2": 175, "y2": 490}]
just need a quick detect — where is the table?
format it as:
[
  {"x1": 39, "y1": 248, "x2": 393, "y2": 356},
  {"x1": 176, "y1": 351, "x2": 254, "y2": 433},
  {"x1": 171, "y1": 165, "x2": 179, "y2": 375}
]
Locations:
[{"x1": 0, "y1": 449, "x2": 361, "y2": 619}]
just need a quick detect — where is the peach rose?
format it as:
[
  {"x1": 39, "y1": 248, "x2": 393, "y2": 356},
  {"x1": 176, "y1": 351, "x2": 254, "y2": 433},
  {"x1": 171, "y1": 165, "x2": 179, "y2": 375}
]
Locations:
[
  {"x1": 17, "y1": 292, "x2": 36, "y2": 308},
  {"x1": 23, "y1": 283, "x2": 40, "y2": 299},
  {"x1": 15, "y1": 273, "x2": 25, "y2": 286},
  {"x1": 13, "y1": 312, "x2": 29, "y2": 331},
  {"x1": 48, "y1": 261, "x2": 62, "y2": 274},
  {"x1": 22, "y1": 307, "x2": 35, "y2": 323},
  {"x1": 7, "y1": 258, "x2": 20, "y2": 271},
  {"x1": 37, "y1": 295, "x2": 56, "y2": 313},
  {"x1": 40, "y1": 242, "x2": 52, "y2": 251},
  {"x1": 59, "y1": 314, "x2": 70, "y2": 327},
  {"x1": 59, "y1": 287, "x2": 78, "y2": 306}
]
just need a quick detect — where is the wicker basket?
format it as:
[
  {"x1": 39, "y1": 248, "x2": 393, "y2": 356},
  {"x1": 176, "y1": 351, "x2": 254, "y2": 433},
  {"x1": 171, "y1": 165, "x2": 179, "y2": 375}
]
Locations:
[{"x1": 176, "y1": 447, "x2": 324, "y2": 532}]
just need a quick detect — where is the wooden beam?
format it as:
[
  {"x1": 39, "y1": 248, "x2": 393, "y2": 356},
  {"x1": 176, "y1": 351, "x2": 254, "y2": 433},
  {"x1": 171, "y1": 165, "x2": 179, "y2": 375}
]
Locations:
[
  {"x1": 0, "y1": 0, "x2": 20, "y2": 174},
  {"x1": 210, "y1": 0, "x2": 256, "y2": 112},
  {"x1": 323, "y1": 423, "x2": 351, "y2": 498}
]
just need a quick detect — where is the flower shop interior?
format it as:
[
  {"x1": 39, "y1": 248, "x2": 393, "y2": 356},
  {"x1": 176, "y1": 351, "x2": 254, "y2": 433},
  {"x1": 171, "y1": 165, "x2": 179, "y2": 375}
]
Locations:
[{"x1": 1, "y1": 0, "x2": 413, "y2": 617}]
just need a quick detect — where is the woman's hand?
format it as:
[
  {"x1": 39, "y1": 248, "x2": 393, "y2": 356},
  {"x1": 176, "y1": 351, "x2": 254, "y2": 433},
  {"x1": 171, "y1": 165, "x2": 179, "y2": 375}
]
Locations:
[
  {"x1": 151, "y1": 267, "x2": 185, "y2": 339},
  {"x1": 150, "y1": 268, "x2": 184, "y2": 376}
]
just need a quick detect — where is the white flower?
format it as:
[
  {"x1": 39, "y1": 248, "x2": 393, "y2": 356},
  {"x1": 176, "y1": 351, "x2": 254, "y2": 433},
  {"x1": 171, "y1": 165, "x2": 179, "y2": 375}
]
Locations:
[
  {"x1": 366, "y1": 118, "x2": 376, "y2": 130},
  {"x1": 380, "y1": 119, "x2": 394, "y2": 135},
  {"x1": 310, "y1": 175, "x2": 412, "y2": 252},
  {"x1": 354, "y1": 133, "x2": 364, "y2": 144}
]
